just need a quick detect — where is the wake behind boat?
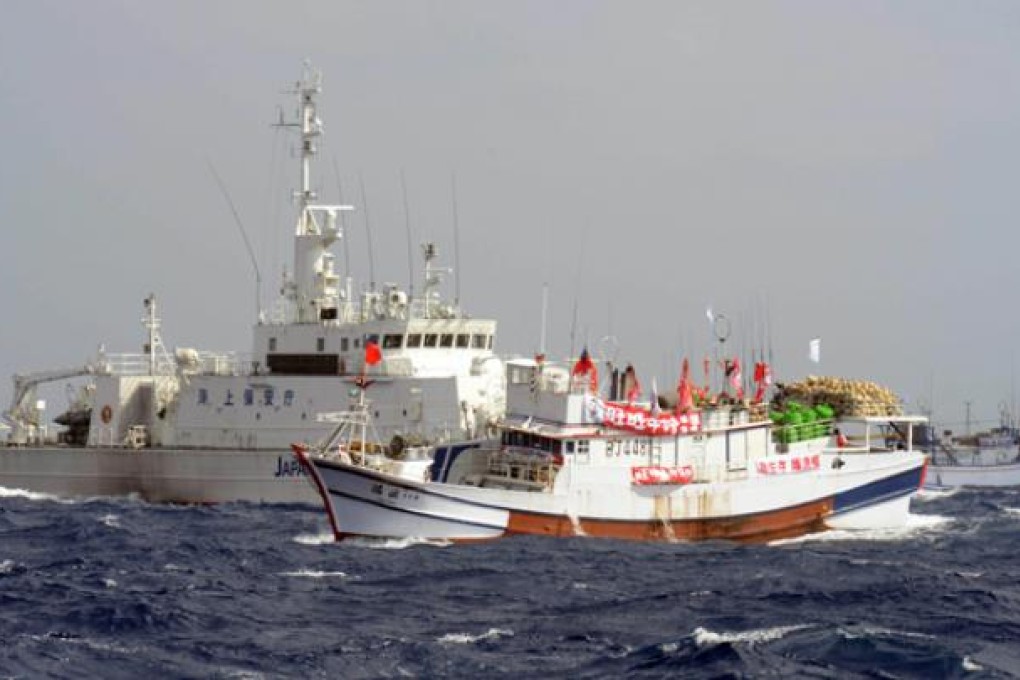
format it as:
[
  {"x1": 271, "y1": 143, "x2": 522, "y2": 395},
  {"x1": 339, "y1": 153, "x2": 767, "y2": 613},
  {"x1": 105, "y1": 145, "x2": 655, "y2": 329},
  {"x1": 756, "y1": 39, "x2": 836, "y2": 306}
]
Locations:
[
  {"x1": 294, "y1": 356, "x2": 929, "y2": 543},
  {"x1": 0, "y1": 64, "x2": 503, "y2": 503}
]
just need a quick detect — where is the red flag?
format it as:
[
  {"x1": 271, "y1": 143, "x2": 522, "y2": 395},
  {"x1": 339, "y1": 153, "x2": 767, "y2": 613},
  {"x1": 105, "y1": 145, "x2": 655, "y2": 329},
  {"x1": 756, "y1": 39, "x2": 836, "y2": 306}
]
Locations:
[
  {"x1": 571, "y1": 347, "x2": 598, "y2": 392},
  {"x1": 728, "y1": 357, "x2": 742, "y2": 399},
  {"x1": 365, "y1": 340, "x2": 382, "y2": 366},
  {"x1": 677, "y1": 357, "x2": 694, "y2": 413}
]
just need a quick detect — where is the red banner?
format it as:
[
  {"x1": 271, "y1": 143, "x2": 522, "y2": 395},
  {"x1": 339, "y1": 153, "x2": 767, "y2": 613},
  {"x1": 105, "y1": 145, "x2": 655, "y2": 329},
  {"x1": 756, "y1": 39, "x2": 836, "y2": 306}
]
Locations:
[
  {"x1": 601, "y1": 401, "x2": 702, "y2": 436},
  {"x1": 755, "y1": 454, "x2": 821, "y2": 476},
  {"x1": 631, "y1": 465, "x2": 695, "y2": 486}
]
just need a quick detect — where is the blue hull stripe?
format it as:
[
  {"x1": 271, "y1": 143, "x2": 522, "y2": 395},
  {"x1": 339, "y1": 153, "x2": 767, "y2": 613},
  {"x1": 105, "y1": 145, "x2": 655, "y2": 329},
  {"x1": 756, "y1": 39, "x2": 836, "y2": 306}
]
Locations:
[{"x1": 831, "y1": 466, "x2": 923, "y2": 516}]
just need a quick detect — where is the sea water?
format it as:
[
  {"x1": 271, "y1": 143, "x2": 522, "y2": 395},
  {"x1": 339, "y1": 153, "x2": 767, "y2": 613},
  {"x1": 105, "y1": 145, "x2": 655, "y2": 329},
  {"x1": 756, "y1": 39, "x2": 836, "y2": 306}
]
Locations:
[{"x1": 1, "y1": 486, "x2": 1019, "y2": 678}]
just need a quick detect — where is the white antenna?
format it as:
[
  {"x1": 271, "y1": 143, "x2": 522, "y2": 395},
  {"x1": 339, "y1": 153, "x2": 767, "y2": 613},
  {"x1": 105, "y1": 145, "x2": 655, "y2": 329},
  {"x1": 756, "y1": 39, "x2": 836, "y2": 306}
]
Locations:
[
  {"x1": 401, "y1": 169, "x2": 415, "y2": 300},
  {"x1": 358, "y1": 174, "x2": 377, "y2": 291},
  {"x1": 539, "y1": 283, "x2": 549, "y2": 355},
  {"x1": 207, "y1": 159, "x2": 262, "y2": 320},
  {"x1": 450, "y1": 171, "x2": 462, "y2": 308}
]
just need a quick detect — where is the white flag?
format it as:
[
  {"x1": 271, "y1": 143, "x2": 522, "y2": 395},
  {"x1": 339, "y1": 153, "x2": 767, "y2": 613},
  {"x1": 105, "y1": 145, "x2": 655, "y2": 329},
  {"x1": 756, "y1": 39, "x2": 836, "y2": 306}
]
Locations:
[{"x1": 809, "y1": 338, "x2": 821, "y2": 364}]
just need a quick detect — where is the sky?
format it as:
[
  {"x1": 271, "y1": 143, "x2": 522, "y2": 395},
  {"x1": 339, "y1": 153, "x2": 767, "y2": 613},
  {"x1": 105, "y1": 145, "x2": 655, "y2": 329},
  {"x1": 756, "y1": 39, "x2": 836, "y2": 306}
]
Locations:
[{"x1": 2, "y1": 1, "x2": 1020, "y2": 432}]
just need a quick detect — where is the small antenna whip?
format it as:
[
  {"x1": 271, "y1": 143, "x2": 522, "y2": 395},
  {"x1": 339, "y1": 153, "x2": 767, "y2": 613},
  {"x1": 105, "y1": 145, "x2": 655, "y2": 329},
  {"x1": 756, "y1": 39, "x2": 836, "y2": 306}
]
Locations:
[
  {"x1": 332, "y1": 155, "x2": 351, "y2": 278},
  {"x1": 450, "y1": 171, "x2": 462, "y2": 308},
  {"x1": 401, "y1": 169, "x2": 415, "y2": 299},
  {"x1": 207, "y1": 158, "x2": 262, "y2": 319},
  {"x1": 358, "y1": 174, "x2": 377, "y2": 291}
]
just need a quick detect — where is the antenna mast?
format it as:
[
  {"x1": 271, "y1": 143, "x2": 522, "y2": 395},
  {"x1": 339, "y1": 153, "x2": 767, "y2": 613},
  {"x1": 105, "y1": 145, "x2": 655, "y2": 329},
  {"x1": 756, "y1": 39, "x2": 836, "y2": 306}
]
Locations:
[
  {"x1": 450, "y1": 172, "x2": 462, "y2": 308},
  {"x1": 274, "y1": 61, "x2": 353, "y2": 323}
]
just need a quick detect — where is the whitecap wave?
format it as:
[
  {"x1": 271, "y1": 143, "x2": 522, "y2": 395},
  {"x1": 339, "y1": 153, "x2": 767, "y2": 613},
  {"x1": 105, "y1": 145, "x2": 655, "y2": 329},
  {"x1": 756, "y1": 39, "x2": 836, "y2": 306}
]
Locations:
[
  {"x1": 771, "y1": 513, "x2": 953, "y2": 545},
  {"x1": 838, "y1": 625, "x2": 934, "y2": 641},
  {"x1": 280, "y1": 569, "x2": 356, "y2": 580},
  {"x1": 99, "y1": 513, "x2": 121, "y2": 528},
  {"x1": 915, "y1": 486, "x2": 960, "y2": 501},
  {"x1": 962, "y1": 657, "x2": 984, "y2": 672},
  {"x1": 0, "y1": 559, "x2": 16, "y2": 574},
  {"x1": 693, "y1": 624, "x2": 811, "y2": 647},
  {"x1": 341, "y1": 536, "x2": 452, "y2": 550},
  {"x1": 0, "y1": 487, "x2": 77, "y2": 504},
  {"x1": 437, "y1": 628, "x2": 513, "y2": 644},
  {"x1": 1002, "y1": 507, "x2": 1020, "y2": 517},
  {"x1": 292, "y1": 531, "x2": 335, "y2": 546}
]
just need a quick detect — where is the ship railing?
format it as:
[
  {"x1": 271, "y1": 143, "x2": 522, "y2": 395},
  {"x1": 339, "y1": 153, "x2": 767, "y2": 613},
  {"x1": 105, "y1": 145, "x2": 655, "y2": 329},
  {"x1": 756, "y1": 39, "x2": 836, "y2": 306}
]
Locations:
[{"x1": 99, "y1": 351, "x2": 253, "y2": 377}]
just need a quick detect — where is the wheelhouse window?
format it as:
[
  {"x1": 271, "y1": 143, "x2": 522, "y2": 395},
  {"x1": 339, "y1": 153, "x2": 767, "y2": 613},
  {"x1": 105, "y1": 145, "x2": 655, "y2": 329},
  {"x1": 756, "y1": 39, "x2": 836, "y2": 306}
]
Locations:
[
  {"x1": 406, "y1": 333, "x2": 422, "y2": 348},
  {"x1": 488, "y1": 335, "x2": 494, "y2": 349},
  {"x1": 440, "y1": 334, "x2": 454, "y2": 348},
  {"x1": 383, "y1": 334, "x2": 403, "y2": 349},
  {"x1": 424, "y1": 333, "x2": 439, "y2": 348},
  {"x1": 471, "y1": 334, "x2": 486, "y2": 349},
  {"x1": 456, "y1": 334, "x2": 470, "y2": 348}
]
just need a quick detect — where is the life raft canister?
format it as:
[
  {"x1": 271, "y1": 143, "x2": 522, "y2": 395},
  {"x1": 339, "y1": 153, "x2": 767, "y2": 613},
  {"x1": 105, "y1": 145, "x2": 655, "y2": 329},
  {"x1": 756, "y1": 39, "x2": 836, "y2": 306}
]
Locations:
[{"x1": 100, "y1": 405, "x2": 113, "y2": 424}]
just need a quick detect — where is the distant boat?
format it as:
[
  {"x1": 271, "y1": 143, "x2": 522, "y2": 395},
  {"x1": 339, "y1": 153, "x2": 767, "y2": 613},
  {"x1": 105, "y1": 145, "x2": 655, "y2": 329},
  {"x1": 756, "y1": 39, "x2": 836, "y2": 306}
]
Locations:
[
  {"x1": 293, "y1": 357, "x2": 929, "y2": 543},
  {"x1": 0, "y1": 64, "x2": 504, "y2": 504},
  {"x1": 918, "y1": 421, "x2": 1020, "y2": 489}
]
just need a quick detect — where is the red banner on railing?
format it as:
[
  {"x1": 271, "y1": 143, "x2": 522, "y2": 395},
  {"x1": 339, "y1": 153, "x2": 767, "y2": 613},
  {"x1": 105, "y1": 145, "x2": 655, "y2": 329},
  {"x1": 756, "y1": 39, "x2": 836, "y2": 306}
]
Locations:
[
  {"x1": 631, "y1": 465, "x2": 695, "y2": 486},
  {"x1": 601, "y1": 402, "x2": 702, "y2": 436}
]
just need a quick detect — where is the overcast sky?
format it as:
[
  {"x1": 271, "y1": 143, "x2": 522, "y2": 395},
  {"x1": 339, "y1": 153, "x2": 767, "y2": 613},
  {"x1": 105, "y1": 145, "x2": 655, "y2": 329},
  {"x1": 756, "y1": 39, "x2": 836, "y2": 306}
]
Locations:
[{"x1": 3, "y1": 1, "x2": 1020, "y2": 431}]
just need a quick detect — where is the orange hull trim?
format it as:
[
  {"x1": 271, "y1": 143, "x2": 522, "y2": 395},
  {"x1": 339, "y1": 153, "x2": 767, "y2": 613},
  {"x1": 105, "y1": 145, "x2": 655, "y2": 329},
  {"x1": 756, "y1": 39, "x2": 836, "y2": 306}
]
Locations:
[{"x1": 504, "y1": 498, "x2": 833, "y2": 544}]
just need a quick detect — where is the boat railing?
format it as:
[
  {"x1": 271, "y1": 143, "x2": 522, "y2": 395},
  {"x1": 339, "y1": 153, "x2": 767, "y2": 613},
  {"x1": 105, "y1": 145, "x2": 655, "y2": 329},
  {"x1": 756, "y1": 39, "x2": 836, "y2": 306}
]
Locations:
[
  {"x1": 930, "y1": 448, "x2": 1020, "y2": 468},
  {"x1": 772, "y1": 418, "x2": 835, "y2": 445},
  {"x1": 101, "y1": 351, "x2": 254, "y2": 377},
  {"x1": 485, "y1": 448, "x2": 557, "y2": 487}
]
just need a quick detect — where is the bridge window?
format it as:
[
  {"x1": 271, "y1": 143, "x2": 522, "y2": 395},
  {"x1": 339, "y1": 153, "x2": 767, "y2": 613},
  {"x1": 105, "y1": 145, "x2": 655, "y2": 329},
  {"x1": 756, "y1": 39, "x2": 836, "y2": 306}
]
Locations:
[
  {"x1": 456, "y1": 334, "x2": 470, "y2": 348},
  {"x1": 406, "y1": 333, "x2": 422, "y2": 348},
  {"x1": 440, "y1": 334, "x2": 454, "y2": 348},
  {"x1": 383, "y1": 334, "x2": 403, "y2": 349},
  {"x1": 471, "y1": 334, "x2": 486, "y2": 349},
  {"x1": 424, "y1": 333, "x2": 439, "y2": 348}
]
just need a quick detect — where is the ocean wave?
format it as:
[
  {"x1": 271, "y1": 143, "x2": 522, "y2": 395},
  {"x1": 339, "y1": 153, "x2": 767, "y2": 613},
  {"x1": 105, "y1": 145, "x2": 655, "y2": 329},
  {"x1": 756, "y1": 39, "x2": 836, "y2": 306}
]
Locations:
[
  {"x1": 770, "y1": 512, "x2": 953, "y2": 545},
  {"x1": 279, "y1": 569, "x2": 356, "y2": 580},
  {"x1": 0, "y1": 487, "x2": 77, "y2": 503},
  {"x1": 340, "y1": 536, "x2": 453, "y2": 550},
  {"x1": 692, "y1": 624, "x2": 812, "y2": 647},
  {"x1": 437, "y1": 628, "x2": 514, "y2": 644}
]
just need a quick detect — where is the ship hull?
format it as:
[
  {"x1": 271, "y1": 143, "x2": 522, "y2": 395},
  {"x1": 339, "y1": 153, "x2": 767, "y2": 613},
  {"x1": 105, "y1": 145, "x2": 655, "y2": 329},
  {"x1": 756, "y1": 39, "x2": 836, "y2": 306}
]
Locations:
[
  {"x1": 296, "y1": 448, "x2": 926, "y2": 543},
  {"x1": 924, "y1": 447, "x2": 1020, "y2": 488},
  {"x1": 0, "y1": 446, "x2": 316, "y2": 503}
]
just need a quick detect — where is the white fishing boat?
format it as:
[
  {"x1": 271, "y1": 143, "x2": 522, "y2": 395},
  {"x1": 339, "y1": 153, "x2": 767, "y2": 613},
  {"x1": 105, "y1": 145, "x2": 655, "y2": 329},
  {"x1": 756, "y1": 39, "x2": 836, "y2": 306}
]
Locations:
[
  {"x1": 919, "y1": 421, "x2": 1020, "y2": 489},
  {"x1": 0, "y1": 64, "x2": 504, "y2": 504},
  {"x1": 294, "y1": 357, "x2": 929, "y2": 543}
]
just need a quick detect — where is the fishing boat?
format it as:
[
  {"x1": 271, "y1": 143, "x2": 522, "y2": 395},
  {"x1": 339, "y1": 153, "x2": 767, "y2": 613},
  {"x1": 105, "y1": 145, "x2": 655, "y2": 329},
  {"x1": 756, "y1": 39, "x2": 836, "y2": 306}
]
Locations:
[
  {"x1": 918, "y1": 418, "x2": 1020, "y2": 489},
  {"x1": 0, "y1": 64, "x2": 504, "y2": 504},
  {"x1": 293, "y1": 356, "x2": 929, "y2": 543}
]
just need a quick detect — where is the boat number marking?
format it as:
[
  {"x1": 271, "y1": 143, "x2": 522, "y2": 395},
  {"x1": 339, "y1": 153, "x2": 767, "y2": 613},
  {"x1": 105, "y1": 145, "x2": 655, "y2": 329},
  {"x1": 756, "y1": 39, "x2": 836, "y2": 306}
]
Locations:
[{"x1": 370, "y1": 483, "x2": 420, "y2": 502}]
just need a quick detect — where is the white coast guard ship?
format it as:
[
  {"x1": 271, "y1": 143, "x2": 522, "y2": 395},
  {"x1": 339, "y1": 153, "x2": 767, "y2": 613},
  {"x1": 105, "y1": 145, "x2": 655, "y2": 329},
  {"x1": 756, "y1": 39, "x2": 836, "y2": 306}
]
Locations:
[{"x1": 0, "y1": 65, "x2": 504, "y2": 504}]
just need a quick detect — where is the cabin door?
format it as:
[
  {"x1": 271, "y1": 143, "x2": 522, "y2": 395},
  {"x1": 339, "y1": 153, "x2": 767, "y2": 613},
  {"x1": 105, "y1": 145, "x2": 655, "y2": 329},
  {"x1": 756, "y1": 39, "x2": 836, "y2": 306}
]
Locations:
[{"x1": 727, "y1": 430, "x2": 748, "y2": 471}]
